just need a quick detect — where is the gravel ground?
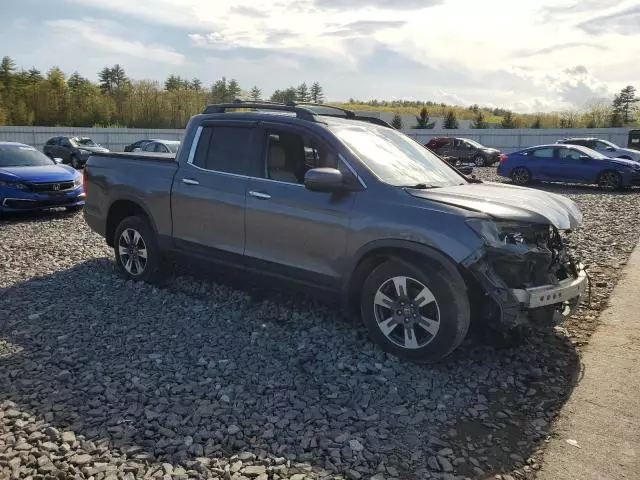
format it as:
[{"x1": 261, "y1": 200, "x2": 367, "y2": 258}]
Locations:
[{"x1": 1, "y1": 170, "x2": 639, "y2": 480}]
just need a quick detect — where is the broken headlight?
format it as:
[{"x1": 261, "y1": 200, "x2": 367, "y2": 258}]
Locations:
[{"x1": 466, "y1": 218, "x2": 546, "y2": 249}]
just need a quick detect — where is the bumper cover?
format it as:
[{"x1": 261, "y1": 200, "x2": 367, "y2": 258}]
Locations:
[{"x1": 1, "y1": 191, "x2": 85, "y2": 211}]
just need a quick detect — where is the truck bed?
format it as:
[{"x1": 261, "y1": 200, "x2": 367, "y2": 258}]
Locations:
[{"x1": 90, "y1": 151, "x2": 176, "y2": 162}]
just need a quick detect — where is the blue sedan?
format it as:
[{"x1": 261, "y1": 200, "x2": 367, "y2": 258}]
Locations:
[
  {"x1": 0, "y1": 142, "x2": 85, "y2": 213},
  {"x1": 497, "y1": 144, "x2": 640, "y2": 190}
]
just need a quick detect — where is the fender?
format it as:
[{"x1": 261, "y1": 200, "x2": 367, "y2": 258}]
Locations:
[
  {"x1": 340, "y1": 238, "x2": 464, "y2": 301},
  {"x1": 105, "y1": 195, "x2": 161, "y2": 245}
]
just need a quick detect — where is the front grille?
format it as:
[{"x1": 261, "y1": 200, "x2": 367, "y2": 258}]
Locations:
[{"x1": 29, "y1": 181, "x2": 75, "y2": 192}]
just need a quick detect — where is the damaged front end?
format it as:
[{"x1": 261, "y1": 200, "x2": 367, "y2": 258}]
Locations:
[{"x1": 461, "y1": 218, "x2": 588, "y2": 330}]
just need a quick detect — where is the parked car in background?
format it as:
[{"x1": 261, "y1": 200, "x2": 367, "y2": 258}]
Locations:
[
  {"x1": 83, "y1": 101, "x2": 588, "y2": 363},
  {"x1": 141, "y1": 140, "x2": 181, "y2": 153},
  {"x1": 43, "y1": 136, "x2": 109, "y2": 169},
  {"x1": 0, "y1": 142, "x2": 85, "y2": 213},
  {"x1": 425, "y1": 136, "x2": 501, "y2": 167},
  {"x1": 497, "y1": 143, "x2": 640, "y2": 190},
  {"x1": 556, "y1": 137, "x2": 640, "y2": 162},
  {"x1": 124, "y1": 139, "x2": 158, "y2": 152}
]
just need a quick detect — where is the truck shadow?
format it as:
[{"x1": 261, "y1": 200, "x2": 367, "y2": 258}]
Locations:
[{"x1": 0, "y1": 259, "x2": 581, "y2": 479}]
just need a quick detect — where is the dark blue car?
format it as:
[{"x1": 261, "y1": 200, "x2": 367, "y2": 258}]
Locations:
[
  {"x1": 497, "y1": 143, "x2": 640, "y2": 190},
  {"x1": 0, "y1": 142, "x2": 85, "y2": 213}
]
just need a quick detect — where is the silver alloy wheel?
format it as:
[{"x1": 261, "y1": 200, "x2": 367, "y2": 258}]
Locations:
[
  {"x1": 474, "y1": 155, "x2": 486, "y2": 166},
  {"x1": 598, "y1": 172, "x2": 620, "y2": 189},
  {"x1": 373, "y1": 275, "x2": 441, "y2": 350},
  {"x1": 118, "y1": 228, "x2": 148, "y2": 276},
  {"x1": 511, "y1": 168, "x2": 529, "y2": 185}
]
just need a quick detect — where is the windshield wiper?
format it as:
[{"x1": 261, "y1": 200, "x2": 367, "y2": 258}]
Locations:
[{"x1": 401, "y1": 183, "x2": 440, "y2": 189}]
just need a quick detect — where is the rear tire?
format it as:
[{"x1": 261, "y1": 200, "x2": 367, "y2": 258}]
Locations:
[
  {"x1": 474, "y1": 155, "x2": 486, "y2": 167},
  {"x1": 597, "y1": 171, "x2": 622, "y2": 190},
  {"x1": 511, "y1": 167, "x2": 531, "y2": 185},
  {"x1": 360, "y1": 259, "x2": 470, "y2": 363},
  {"x1": 113, "y1": 216, "x2": 162, "y2": 283}
]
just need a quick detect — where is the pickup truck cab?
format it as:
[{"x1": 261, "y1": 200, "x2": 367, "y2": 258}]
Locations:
[{"x1": 84, "y1": 102, "x2": 587, "y2": 363}]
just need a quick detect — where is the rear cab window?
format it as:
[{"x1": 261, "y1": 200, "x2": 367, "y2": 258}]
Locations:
[{"x1": 190, "y1": 124, "x2": 257, "y2": 176}]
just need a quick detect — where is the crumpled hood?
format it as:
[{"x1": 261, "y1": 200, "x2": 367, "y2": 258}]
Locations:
[
  {"x1": 0, "y1": 164, "x2": 78, "y2": 183},
  {"x1": 408, "y1": 181, "x2": 582, "y2": 230}
]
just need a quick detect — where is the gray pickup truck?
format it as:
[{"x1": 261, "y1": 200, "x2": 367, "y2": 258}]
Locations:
[{"x1": 84, "y1": 102, "x2": 587, "y2": 363}]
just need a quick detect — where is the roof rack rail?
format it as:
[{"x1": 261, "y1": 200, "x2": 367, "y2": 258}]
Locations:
[
  {"x1": 201, "y1": 101, "x2": 318, "y2": 122},
  {"x1": 286, "y1": 102, "x2": 357, "y2": 119}
]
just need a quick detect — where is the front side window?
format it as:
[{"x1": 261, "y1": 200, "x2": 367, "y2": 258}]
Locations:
[
  {"x1": 192, "y1": 125, "x2": 255, "y2": 175},
  {"x1": 0, "y1": 145, "x2": 55, "y2": 167},
  {"x1": 596, "y1": 139, "x2": 616, "y2": 149},
  {"x1": 142, "y1": 142, "x2": 156, "y2": 152},
  {"x1": 559, "y1": 148, "x2": 583, "y2": 160},
  {"x1": 263, "y1": 129, "x2": 339, "y2": 184},
  {"x1": 331, "y1": 124, "x2": 466, "y2": 187}
]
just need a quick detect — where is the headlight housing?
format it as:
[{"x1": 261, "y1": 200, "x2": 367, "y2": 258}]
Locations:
[
  {"x1": 0, "y1": 180, "x2": 28, "y2": 190},
  {"x1": 466, "y1": 218, "x2": 547, "y2": 249},
  {"x1": 73, "y1": 176, "x2": 83, "y2": 188}
]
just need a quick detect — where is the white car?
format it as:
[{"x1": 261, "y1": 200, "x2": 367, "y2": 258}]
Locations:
[{"x1": 557, "y1": 137, "x2": 640, "y2": 163}]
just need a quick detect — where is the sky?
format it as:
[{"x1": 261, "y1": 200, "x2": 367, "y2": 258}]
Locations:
[{"x1": 1, "y1": 0, "x2": 639, "y2": 112}]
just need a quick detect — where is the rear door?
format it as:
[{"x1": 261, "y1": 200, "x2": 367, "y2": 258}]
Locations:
[
  {"x1": 170, "y1": 121, "x2": 259, "y2": 265},
  {"x1": 243, "y1": 122, "x2": 357, "y2": 289},
  {"x1": 59, "y1": 138, "x2": 73, "y2": 161},
  {"x1": 527, "y1": 147, "x2": 557, "y2": 180}
]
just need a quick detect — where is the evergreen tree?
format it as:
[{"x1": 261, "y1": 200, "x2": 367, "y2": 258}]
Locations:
[
  {"x1": 310, "y1": 82, "x2": 324, "y2": 103},
  {"x1": 0, "y1": 56, "x2": 16, "y2": 93},
  {"x1": 391, "y1": 113, "x2": 403, "y2": 129},
  {"x1": 190, "y1": 78, "x2": 202, "y2": 92},
  {"x1": 270, "y1": 87, "x2": 297, "y2": 104},
  {"x1": 501, "y1": 111, "x2": 516, "y2": 128},
  {"x1": 442, "y1": 110, "x2": 459, "y2": 129},
  {"x1": 249, "y1": 86, "x2": 262, "y2": 101},
  {"x1": 413, "y1": 107, "x2": 435, "y2": 128},
  {"x1": 470, "y1": 111, "x2": 487, "y2": 129},
  {"x1": 609, "y1": 110, "x2": 624, "y2": 127},
  {"x1": 612, "y1": 86, "x2": 638, "y2": 124},
  {"x1": 165, "y1": 74, "x2": 183, "y2": 91},
  {"x1": 296, "y1": 82, "x2": 309, "y2": 102},
  {"x1": 227, "y1": 79, "x2": 241, "y2": 100}
]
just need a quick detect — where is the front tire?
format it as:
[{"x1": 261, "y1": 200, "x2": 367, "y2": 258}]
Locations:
[
  {"x1": 113, "y1": 216, "x2": 162, "y2": 283},
  {"x1": 474, "y1": 155, "x2": 486, "y2": 167},
  {"x1": 71, "y1": 155, "x2": 82, "y2": 169},
  {"x1": 360, "y1": 259, "x2": 470, "y2": 363},
  {"x1": 597, "y1": 171, "x2": 622, "y2": 190}
]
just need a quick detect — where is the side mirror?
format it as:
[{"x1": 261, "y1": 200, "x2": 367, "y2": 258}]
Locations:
[
  {"x1": 304, "y1": 168, "x2": 345, "y2": 192},
  {"x1": 605, "y1": 146, "x2": 615, "y2": 152},
  {"x1": 52, "y1": 157, "x2": 63, "y2": 164}
]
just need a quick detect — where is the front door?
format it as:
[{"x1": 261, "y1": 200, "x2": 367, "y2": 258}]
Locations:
[
  {"x1": 243, "y1": 123, "x2": 357, "y2": 289},
  {"x1": 171, "y1": 122, "x2": 259, "y2": 265}
]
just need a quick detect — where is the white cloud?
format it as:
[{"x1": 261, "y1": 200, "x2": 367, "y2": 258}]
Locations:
[
  {"x1": 12, "y1": 0, "x2": 640, "y2": 110},
  {"x1": 46, "y1": 18, "x2": 184, "y2": 65}
]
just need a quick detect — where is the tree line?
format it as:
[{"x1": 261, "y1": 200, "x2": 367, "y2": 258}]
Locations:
[
  {"x1": 0, "y1": 56, "x2": 325, "y2": 128},
  {"x1": 0, "y1": 55, "x2": 637, "y2": 130}
]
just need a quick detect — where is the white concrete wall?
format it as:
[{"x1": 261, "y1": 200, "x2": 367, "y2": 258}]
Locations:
[
  {"x1": 404, "y1": 128, "x2": 631, "y2": 152},
  {"x1": 0, "y1": 125, "x2": 631, "y2": 153},
  {"x1": 0, "y1": 126, "x2": 184, "y2": 152}
]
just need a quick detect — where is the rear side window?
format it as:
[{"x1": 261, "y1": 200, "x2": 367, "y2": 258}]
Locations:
[
  {"x1": 46, "y1": 138, "x2": 57, "y2": 146},
  {"x1": 531, "y1": 148, "x2": 555, "y2": 158},
  {"x1": 192, "y1": 126, "x2": 255, "y2": 175}
]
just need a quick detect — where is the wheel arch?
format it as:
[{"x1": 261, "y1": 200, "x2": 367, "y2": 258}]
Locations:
[
  {"x1": 341, "y1": 240, "x2": 467, "y2": 318},
  {"x1": 105, "y1": 198, "x2": 158, "y2": 247}
]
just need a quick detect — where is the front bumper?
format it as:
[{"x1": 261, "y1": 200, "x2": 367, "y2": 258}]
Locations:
[{"x1": 0, "y1": 190, "x2": 86, "y2": 212}]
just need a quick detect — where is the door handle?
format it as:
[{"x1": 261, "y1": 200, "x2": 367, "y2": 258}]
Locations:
[
  {"x1": 181, "y1": 178, "x2": 199, "y2": 185},
  {"x1": 249, "y1": 190, "x2": 271, "y2": 200}
]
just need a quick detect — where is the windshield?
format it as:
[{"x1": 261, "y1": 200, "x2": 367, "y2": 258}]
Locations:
[
  {"x1": 571, "y1": 145, "x2": 610, "y2": 160},
  {"x1": 332, "y1": 125, "x2": 467, "y2": 187},
  {"x1": 71, "y1": 137, "x2": 98, "y2": 147},
  {"x1": 464, "y1": 138, "x2": 484, "y2": 149},
  {"x1": 0, "y1": 145, "x2": 55, "y2": 167},
  {"x1": 166, "y1": 142, "x2": 180, "y2": 153},
  {"x1": 596, "y1": 139, "x2": 618, "y2": 148}
]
